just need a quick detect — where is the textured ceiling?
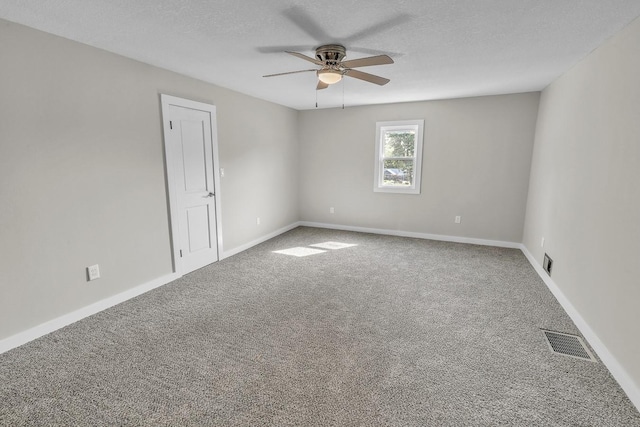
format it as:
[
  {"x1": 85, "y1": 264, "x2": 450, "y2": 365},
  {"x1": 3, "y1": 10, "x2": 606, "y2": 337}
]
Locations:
[{"x1": 2, "y1": 1, "x2": 640, "y2": 110}]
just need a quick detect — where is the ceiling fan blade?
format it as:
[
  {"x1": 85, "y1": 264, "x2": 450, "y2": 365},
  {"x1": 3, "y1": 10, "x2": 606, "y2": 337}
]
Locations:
[
  {"x1": 316, "y1": 80, "x2": 329, "y2": 90},
  {"x1": 348, "y1": 46, "x2": 405, "y2": 58},
  {"x1": 256, "y1": 45, "x2": 312, "y2": 54},
  {"x1": 344, "y1": 69, "x2": 390, "y2": 86},
  {"x1": 263, "y1": 69, "x2": 317, "y2": 78},
  {"x1": 342, "y1": 14, "x2": 411, "y2": 44},
  {"x1": 341, "y1": 55, "x2": 394, "y2": 69},
  {"x1": 283, "y1": 6, "x2": 332, "y2": 43},
  {"x1": 286, "y1": 51, "x2": 324, "y2": 66}
]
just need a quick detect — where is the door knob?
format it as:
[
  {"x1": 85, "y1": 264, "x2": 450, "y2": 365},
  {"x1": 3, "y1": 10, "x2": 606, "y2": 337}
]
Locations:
[{"x1": 204, "y1": 192, "x2": 215, "y2": 198}]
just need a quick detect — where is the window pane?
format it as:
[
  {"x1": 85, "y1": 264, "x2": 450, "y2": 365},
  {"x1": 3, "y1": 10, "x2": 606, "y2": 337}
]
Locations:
[
  {"x1": 382, "y1": 159, "x2": 414, "y2": 186},
  {"x1": 384, "y1": 130, "x2": 415, "y2": 157},
  {"x1": 374, "y1": 120, "x2": 423, "y2": 194}
]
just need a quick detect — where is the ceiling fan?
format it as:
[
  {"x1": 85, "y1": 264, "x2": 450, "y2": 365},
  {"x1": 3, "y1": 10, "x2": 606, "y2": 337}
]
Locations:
[{"x1": 263, "y1": 44, "x2": 394, "y2": 90}]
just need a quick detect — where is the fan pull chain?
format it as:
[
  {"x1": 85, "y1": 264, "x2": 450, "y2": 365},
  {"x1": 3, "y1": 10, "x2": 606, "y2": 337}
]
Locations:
[
  {"x1": 342, "y1": 77, "x2": 345, "y2": 110},
  {"x1": 315, "y1": 88, "x2": 318, "y2": 108}
]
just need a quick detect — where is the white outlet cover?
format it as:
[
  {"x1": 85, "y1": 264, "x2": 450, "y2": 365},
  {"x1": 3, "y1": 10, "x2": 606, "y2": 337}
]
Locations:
[{"x1": 87, "y1": 264, "x2": 100, "y2": 281}]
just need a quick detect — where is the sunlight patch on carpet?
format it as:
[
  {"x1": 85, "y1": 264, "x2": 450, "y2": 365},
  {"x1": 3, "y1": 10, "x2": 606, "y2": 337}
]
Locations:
[
  {"x1": 309, "y1": 242, "x2": 358, "y2": 250},
  {"x1": 273, "y1": 247, "x2": 327, "y2": 257}
]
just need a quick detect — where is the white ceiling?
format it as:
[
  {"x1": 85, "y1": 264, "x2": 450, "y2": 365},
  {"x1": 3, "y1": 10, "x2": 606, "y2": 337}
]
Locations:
[{"x1": 2, "y1": 1, "x2": 640, "y2": 110}]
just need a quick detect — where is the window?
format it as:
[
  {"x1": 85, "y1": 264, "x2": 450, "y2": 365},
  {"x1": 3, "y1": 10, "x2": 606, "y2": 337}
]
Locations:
[{"x1": 374, "y1": 119, "x2": 424, "y2": 194}]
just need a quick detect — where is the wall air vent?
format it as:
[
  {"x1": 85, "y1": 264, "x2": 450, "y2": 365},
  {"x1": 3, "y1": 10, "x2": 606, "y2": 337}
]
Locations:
[{"x1": 543, "y1": 253, "x2": 553, "y2": 276}]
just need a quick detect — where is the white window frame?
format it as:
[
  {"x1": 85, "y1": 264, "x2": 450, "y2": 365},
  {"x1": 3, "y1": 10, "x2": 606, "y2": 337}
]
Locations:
[{"x1": 374, "y1": 119, "x2": 424, "y2": 194}]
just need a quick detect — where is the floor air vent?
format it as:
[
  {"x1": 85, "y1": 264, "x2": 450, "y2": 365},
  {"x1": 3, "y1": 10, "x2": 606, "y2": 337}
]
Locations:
[{"x1": 542, "y1": 330, "x2": 595, "y2": 362}]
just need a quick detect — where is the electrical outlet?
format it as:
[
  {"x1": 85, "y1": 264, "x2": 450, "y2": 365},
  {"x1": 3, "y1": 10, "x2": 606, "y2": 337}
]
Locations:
[
  {"x1": 541, "y1": 237, "x2": 545, "y2": 248},
  {"x1": 87, "y1": 264, "x2": 100, "y2": 281},
  {"x1": 455, "y1": 216, "x2": 461, "y2": 224},
  {"x1": 329, "y1": 207, "x2": 335, "y2": 214},
  {"x1": 256, "y1": 217, "x2": 261, "y2": 225},
  {"x1": 220, "y1": 168, "x2": 225, "y2": 178}
]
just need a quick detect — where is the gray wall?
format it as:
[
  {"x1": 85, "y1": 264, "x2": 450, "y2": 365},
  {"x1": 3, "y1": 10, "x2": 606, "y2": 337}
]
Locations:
[
  {"x1": 523, "y1": 17, "x2": 640, "y2": 389},
  {"x1": 298, "y1": 94, "x2": 540, "y2": 243},
  {"x1": 0, "y1": 20, "x2": 299, "y2": 339}
]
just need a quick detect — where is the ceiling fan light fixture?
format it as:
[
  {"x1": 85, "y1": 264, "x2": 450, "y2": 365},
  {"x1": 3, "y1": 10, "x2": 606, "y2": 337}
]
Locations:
[{"x1": 317, "y1": 69, "x2": 343, "y2": 85}]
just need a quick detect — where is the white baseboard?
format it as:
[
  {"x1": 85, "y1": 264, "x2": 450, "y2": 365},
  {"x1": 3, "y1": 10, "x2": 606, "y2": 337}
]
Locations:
[
  {"x1": 299, "y1": 221, "x2": 521, "y2": 249},
  {"x1": 520, "y1": 244, "x2": 640, "y2": 411},
  {"x1": 0, "y1": 272, "x2": 179, "y2": 355},
  {"x1": 221, "y1": 222, "x2": 301, "y2": 259}
]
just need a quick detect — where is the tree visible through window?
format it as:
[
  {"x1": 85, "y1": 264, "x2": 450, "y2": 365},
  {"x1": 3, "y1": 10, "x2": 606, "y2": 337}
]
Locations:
[
  {"x1": 383, "y1": 130, "x2": 415, "y2": 186},
  {"x1": 374, "y1": 120, "x2": 424, "y2": 194}
]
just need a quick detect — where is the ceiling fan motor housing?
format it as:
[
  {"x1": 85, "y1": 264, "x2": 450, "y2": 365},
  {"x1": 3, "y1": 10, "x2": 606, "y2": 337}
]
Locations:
[{"x1": 315, "y1": 44, "x2": 346, "y2": 67}]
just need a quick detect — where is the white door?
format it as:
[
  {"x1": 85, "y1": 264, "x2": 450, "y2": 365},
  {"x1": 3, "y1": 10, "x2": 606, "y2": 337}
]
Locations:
[{"x1": 161, "y1": 95, "x2": 222, "y2": 275}]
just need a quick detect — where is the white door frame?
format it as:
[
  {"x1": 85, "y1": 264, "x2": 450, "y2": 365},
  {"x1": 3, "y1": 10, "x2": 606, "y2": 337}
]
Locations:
[{"x1": 160, "y1": 94, "x2": 223, "y2": 275}]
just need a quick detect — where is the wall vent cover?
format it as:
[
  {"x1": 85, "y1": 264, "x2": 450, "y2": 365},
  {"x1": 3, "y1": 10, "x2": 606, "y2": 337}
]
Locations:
[
  {"x1": 542, "y1": 330, "x2": 595, "y2": 361},
  {"x1": 543, "y1": 253, "x2": 553, "y2": 275}
]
